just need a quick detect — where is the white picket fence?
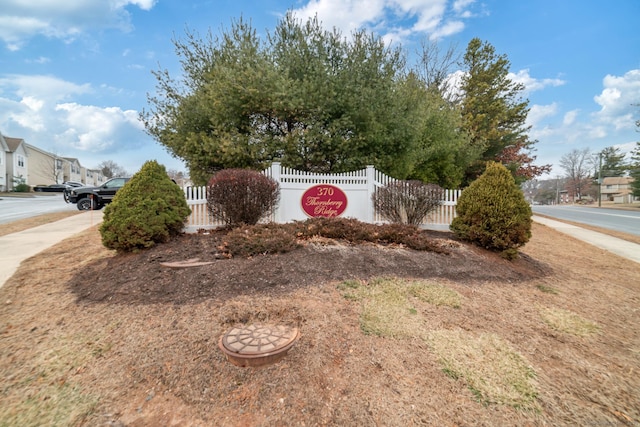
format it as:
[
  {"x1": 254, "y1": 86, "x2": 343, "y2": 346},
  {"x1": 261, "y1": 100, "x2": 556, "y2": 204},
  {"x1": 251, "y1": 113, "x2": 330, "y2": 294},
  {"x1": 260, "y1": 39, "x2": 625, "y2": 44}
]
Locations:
[{"x1": 183, "y1": 162, "x2": 460, "y2": 232}]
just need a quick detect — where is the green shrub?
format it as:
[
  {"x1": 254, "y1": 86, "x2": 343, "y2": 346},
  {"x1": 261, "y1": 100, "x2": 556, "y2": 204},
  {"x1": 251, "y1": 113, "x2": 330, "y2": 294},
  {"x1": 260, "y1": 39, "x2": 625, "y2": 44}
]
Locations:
[
  {"x1": 207, "y1": 169, "x2": 280, "y2": 226},
  {"x1": 12, "y1": 175, "x2": 30, "y2": 192},
  {"x1": 450, "y1": 162, "x2": 531, "y2": 259},
  {"x1": 100, "y1": 160, "x2": 191, "y2": 252},
  {"x1": 373, "y1": 180, "x2": 444, "y2": 225}
]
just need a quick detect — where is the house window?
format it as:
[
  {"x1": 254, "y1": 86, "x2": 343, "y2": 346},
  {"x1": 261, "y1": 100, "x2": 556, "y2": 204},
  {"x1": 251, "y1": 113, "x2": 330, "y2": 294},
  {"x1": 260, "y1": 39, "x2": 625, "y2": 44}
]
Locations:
[
  {"x1": 56, "y1": 159, "x2": 63, "y2": 170},
  {"x1": 17, "y1": 155, "x2": 25, "y2": 167},
  {"x1": 0, "y1": 152, "x2": 3, "y2": 165}
]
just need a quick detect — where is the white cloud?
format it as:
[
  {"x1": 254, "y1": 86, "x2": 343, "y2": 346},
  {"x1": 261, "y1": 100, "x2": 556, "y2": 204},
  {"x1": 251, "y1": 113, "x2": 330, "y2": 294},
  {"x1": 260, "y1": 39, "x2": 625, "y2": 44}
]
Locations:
[
  {"x1": 562, "y1": 110, "x2": 578, "y2": 126},
  {"x1": 292, "y1": 0, "x2": 386, "y2": 35},
  {"x1": 25, "y1": 56, "x2": 50, "y2": 64},
  {"x1": 0, "y1": 74, "x2": 145, "y2": 156},
  {"x1": 527, "y1": 103, "x2": 558, "y2": 127},
  {"x1": 54, "y1": 103, "x2": 143, "y2": 151},
  {"x1": 429, "y1": 19, "x2": 464, "y2": 39},
  {"x1": 291, "y1": 0, "x2": 477, "y2": 43},
  {"x1": 0, "y1": 0, "x2": 158, "y2": 49},
  {"x1": 0, "y1": 74, "x2": 91, "y2": 101},
  {"x1": 593, "y1": 69, "x2": 640, "y2": 131},
  {"x1": 509, "y1": 69, "x2": 565, "y2": 94}
]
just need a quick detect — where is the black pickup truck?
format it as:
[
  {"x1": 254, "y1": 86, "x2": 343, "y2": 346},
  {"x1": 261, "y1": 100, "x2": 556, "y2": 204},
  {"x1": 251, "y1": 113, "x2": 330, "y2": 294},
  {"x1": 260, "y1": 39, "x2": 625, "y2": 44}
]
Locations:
[{"x1": 64, "y1": 177, "x2": 130, "y2": 210}]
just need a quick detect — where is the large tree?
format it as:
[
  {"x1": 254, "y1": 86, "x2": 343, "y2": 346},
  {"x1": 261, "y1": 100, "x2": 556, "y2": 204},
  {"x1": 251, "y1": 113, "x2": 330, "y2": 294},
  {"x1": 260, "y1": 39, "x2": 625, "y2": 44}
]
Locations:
[
  {"x1": 559, "y1": 148, "x2": 592, "y2": 201},
  {"x1": 141, "y1": 14, "x2": 417, "y2": 184},
  {"x1": 407, "y1": 83, "x2": 479, "y2": 188},
  {"x1": 595, "y1": 146, "x2": 628, "y2": 177},
  {"x1": 97, "y1": 160, "x2": 128, "y2": 179},
  {"x1": 459, "y1": 38, "x2": 550, "y2": 185}
]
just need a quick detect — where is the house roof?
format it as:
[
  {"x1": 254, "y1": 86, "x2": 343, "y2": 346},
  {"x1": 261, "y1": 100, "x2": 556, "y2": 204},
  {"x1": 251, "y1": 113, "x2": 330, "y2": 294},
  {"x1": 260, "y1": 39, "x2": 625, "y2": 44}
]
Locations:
[
  {"x1": 3, "y1": 136, "x2": 25, "y2": 152},
  {"x1": 602, "y1": 176, "x2": 632, "y2": 185},
  {"x1": 0, "y1": 133, "x2": 8, "y2": 151}
]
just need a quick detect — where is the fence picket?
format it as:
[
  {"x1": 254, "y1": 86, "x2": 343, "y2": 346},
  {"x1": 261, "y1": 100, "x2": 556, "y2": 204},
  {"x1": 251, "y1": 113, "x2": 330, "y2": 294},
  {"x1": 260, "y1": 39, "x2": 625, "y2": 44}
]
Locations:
[{"x1": 183, "y1": 163, "x2": 459, "y2": 232}]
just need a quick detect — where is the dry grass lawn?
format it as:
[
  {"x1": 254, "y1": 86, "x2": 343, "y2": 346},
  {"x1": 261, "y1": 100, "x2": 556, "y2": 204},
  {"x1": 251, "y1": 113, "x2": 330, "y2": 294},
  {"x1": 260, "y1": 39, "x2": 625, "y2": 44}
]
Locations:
[{"x1": 0, "y1": 215, "x2": 639, "y2": 426}]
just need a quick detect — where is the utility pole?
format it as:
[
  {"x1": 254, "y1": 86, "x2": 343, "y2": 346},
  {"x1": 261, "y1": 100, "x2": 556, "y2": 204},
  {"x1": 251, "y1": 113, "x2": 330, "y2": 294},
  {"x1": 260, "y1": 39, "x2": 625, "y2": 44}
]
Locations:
[{"x1": 598, "y1": 151, "x2": 602, "y2": 208}]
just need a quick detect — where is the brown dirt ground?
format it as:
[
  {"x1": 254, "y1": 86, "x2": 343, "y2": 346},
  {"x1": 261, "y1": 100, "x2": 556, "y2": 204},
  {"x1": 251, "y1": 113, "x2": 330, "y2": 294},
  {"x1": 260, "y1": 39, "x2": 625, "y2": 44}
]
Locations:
[{"x1": 1, "y1": 221, "x2": 640, "y2": 426}]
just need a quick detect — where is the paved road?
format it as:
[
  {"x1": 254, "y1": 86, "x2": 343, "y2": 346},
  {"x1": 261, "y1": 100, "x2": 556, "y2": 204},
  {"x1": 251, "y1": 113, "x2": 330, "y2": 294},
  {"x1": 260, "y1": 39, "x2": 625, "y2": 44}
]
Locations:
[
  {"x1": 0, "y1": 194, "x2": 76, "y2": 224},
  {"x1": 532, "y1": 205, "x2": 640, "y2": 236}
]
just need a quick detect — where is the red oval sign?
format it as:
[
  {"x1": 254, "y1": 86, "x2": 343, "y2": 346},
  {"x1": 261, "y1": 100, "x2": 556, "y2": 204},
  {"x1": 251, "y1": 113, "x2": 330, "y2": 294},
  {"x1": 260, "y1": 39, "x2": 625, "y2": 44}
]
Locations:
[{"x1": 301, "y1": 184, "x2": 348, "y2": 218}]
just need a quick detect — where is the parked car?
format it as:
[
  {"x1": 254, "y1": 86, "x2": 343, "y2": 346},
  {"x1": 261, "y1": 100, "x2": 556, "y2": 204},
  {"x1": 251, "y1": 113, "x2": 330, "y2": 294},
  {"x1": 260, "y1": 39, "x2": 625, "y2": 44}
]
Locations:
[
  {"x1": 63, "y1": 181, "x2": 84, "y2": 187},
  {"x1": 64, "y1": 177, "x2": 130, "y2": 210},
  {"x1": 33, "y1": 184, "x2": 71, "y2": 193}
]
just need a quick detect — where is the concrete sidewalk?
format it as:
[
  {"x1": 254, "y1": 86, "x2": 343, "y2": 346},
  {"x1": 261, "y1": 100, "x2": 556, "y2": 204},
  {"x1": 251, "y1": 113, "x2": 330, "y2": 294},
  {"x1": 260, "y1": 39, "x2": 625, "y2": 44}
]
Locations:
[
  {"x1": 533, "y1": 216, "x2": 640, "y2": 264},
  {"x1": 0, "y1": 211, "x2": 104, "y2": 288}
]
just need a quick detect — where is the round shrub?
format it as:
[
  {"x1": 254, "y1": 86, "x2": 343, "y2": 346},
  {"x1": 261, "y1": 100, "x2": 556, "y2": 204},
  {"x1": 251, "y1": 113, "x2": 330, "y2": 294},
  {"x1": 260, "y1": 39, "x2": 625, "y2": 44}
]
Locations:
[
  {"x1": 100, "y1": 160, "x2": 191, "y2": 252},
  {"x1": 207, "y1": 169, "x2": 280, "y2": 226},
  {"x1": 450, "y1": 161, "x2": 531, "y2": 259}
]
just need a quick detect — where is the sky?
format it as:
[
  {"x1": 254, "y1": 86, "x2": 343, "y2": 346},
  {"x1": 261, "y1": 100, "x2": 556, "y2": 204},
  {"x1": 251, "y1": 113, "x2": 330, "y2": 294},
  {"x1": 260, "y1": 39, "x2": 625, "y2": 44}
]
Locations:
[{"x1": 1, "y1": 0, "x2": 639, "y2": 180}]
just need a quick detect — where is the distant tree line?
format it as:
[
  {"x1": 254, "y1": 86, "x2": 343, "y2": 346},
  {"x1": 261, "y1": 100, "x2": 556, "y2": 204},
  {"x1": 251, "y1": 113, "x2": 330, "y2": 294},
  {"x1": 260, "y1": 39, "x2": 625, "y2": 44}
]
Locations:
[{"x1": 524, "y1": 138, "x2": 639, "y2": 205}]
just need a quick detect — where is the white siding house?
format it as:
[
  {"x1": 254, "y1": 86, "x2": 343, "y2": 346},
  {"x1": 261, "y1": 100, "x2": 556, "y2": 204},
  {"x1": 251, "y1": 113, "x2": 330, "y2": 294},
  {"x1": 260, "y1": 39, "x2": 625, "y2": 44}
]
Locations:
[
  {"x1": 4, "y1": 136, "x2": 29, "y2": 190},
  {"x1": 0, "y1": 133, "x2": 8, "y2": 192}
]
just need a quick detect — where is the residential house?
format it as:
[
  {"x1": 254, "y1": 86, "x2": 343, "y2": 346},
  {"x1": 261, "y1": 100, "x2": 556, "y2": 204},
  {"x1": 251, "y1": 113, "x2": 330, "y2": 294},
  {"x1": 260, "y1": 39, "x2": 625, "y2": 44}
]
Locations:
[
  {"x1": 83, "y1": 168, "x2": 105, "y2": 186},
  {"x1": 0, "y1": 133, "x2": 8, "y2": 191},
  {"x1": 1, "y1": 131, "x2": 109, "y2": 191},
  {"x1": 25, "y1": 143, "x2": 65, "y2": 186},
  {"x1": 601, "y1": 176, "x2": 636, "y2": 204},
  {"x1": 63, "y1": 157, "x2": 83, "y2": 184},
  {"x1": 95, "y1": 170, "x2": 106, "y2": 185},
  {"x1": 3, "y1": 135, "x2": 29, "y2": 191}
]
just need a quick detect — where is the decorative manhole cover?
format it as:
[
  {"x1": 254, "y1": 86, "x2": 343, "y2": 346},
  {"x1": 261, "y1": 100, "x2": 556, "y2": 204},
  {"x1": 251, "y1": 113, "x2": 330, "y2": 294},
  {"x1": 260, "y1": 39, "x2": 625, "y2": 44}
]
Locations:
[{"x1": 218, "y1": 324, "x2": 300, "y2": 367}]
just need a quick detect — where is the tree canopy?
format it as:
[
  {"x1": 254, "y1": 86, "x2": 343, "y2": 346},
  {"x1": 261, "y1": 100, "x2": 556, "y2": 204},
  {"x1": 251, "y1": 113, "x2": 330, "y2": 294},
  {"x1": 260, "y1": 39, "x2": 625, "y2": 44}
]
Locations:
[
  {"x1": 142, "y1": 16, "x2": 547, "y2": 187},
  {"x1": 142, "y1": 14, "x2": 421, "y2": 184},
  {"x1": 559, "y1": 148, "x2": 592, "y2": 200},
  {"x1": 97, "y1": 160, "x2": 128, "y2": 179},
  {"x1": 459, "y1": 38, "x2": 550, "y2": 185},
  {"x1": 597, "y1": 146, "x2": 628, "y2": 177}
]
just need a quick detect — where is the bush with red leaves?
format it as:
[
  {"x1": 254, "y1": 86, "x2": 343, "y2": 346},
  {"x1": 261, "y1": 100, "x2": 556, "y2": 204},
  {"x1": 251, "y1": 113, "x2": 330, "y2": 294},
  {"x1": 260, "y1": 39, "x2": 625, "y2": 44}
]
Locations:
[{"x1": 207, "y1": 169, "x2": 280, "y2": 226}]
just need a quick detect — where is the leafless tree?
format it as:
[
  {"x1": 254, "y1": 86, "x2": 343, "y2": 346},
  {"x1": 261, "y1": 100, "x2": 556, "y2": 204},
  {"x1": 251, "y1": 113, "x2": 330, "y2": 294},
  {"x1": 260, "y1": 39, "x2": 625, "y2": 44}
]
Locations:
[
  {"x1": 166, "y1": 168, "x2": 188, "y2": 186},
  {"x1": 32, "y1": 151, "x2": 64, "y2": 184},
  {"x1": 416, "y1": 40, "x2": 460, "y2": 102},
  {"x1": 559, "y1": 148, "x2": 592, "y2": 201},
  {"x1": 98, "y1": 160, "x2": 128, "y2": 179}
]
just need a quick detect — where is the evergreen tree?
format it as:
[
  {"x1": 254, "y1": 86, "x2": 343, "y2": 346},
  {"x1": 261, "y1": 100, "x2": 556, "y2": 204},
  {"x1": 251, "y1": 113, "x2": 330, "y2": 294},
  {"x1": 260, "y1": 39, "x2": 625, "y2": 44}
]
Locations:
[
  {"x1": 407, "y1": 84, "x2": 480, "y2": 188},
  {"x1": 459, "y1": 38, "x2": 550, "y2": 185},
  {"x1": 450, "y1": 161, "x2": 532, "y2": 259},
  {"x1": 100, "y1": 160, "x2": 191, "y2": 252},
  {"x1": 597, "y1": 146, "x2": 628, "y2": 177},
  {"x1": 141, "y1": 14, "x2": 416, "y2": 184}
]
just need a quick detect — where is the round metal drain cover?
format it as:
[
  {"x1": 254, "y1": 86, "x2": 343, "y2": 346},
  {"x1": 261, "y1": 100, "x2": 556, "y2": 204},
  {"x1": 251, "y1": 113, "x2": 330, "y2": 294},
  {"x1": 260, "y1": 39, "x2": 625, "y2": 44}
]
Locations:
[{"x1": 219, "y1": 324, "x2": 300, "y2": 367}]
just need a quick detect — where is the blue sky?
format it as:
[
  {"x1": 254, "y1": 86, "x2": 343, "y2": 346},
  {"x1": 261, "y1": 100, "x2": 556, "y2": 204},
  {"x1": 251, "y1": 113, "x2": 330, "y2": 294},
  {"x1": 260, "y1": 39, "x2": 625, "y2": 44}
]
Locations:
[{"x1": 1, "y1": 0, "x2": 639, "y2": 179}]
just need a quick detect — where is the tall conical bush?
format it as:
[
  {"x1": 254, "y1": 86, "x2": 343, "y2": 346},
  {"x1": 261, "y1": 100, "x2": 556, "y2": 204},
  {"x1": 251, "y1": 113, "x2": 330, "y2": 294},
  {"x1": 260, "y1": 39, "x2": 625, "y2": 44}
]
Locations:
[
  {"x1": 450, "y1": 161, "x2": 532, "y2": 259},
  {"x1": 100, "y1": 160, "x2": 191, "y2": 252}
]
